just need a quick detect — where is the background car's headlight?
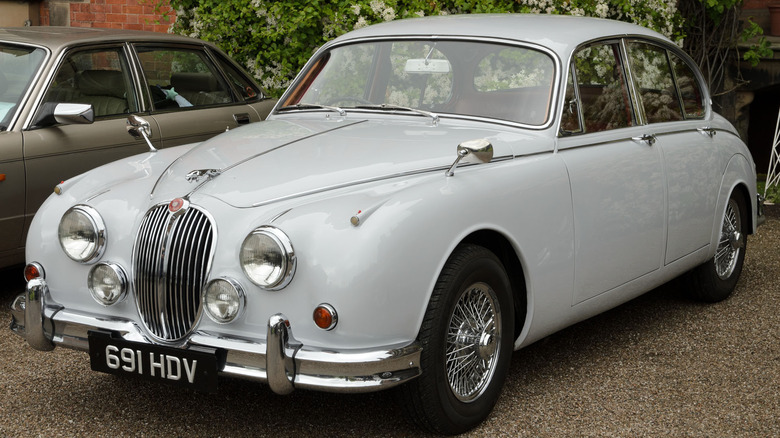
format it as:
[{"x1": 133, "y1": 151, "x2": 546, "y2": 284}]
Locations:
[
  {"x1": 58, "y1": 205, "x2": 106, "y2": 263},
  {"x1": 203, "y1": 278, "x2": 245, "y2": 324},
  {"x1": 88, "y1": 262, "x2": 127, "y2": 305},
  {"x1": 240, "y1": 226, "x2": 296, "y2": 290}
]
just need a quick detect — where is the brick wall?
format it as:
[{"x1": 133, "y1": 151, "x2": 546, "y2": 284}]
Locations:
[{"x1": 39, "y1": 0, "x2": 174, "y2": 33}]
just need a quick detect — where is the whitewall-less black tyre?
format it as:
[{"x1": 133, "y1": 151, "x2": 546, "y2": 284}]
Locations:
[
  {"x1": 397, "y1": 244, "x2": 514, "y2": 435},
  {"x1": 687, "y1": 191, "x2": 748, "y2": 302}
]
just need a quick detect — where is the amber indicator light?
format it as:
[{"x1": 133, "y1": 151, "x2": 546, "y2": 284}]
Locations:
[
  {"x1": 24, "y1": 264, "x2": 42, "y2": 282},
  {"x1": 313, "y1": 305, "x2": 335, "y2": 330}
]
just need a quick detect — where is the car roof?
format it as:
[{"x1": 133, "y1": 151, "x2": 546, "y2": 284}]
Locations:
[
  {"x1": 328, "y1": 14, "x2": 670, "y2": 57},
  {"x1": 0, "y1": 26, "x2": 207, "y2": 51}
]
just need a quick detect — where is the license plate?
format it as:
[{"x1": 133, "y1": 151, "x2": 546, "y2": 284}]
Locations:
[{"x1": 88, "y1": 331, "x2": 219, "y2": 393}]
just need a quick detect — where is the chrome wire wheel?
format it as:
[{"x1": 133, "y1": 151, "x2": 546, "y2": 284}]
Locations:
[
  {"x1": 715, "y1": 198, "x2": 743, "y2": 280},
  {"x1": 446, "y1": 282, "x2": 501, "y2": 402}
]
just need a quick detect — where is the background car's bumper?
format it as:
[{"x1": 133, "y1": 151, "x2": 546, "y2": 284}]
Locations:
[{"x1": 10, "y1": 278, "x2": 421, "y2": 394}]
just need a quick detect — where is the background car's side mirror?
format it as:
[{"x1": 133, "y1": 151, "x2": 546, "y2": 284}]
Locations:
[
  {"x1": 31, "y1": 102, "x2": 94, "y2": 128},
  {"x1": 126, "y1": 115, "x2": 157, "y2": 152}
]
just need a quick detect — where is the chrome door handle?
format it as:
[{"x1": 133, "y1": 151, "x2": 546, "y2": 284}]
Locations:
[
  {"x1": 697, "y1": 127, "x2": 717, "y2": 138},
  {"x1": 233, "y1": 113, "x2": 251, "y2": 125},
  {"x1": 632, "y1": 134, "x2": 656, "y2": 146}
]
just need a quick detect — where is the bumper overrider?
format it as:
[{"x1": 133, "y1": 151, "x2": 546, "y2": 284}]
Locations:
[{"x1": 10, "y1": 278, "x2": 422, "y2": 394}]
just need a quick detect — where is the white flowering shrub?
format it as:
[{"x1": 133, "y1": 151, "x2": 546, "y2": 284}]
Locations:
[{"x1": 168, "y1": 0, "x2": 684, "y2": 97}]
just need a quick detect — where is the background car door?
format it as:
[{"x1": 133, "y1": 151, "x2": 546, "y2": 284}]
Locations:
[
  {"x1": 22, "y1": 45, "x2": 156, "y2": 236},
  {"x1": 558, "y1": 41, "x2": 665, "y2": 305},
  {"x1": 0, "y1": 131, "x2": 24, "y2": 254},
  {"x1": 132, "y1": 45, "x2": 274, "y2": 147}
]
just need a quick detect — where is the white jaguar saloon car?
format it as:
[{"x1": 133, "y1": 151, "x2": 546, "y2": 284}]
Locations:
[{"x1": 11, "y1": 15, "x2": 764, "y2": 434}]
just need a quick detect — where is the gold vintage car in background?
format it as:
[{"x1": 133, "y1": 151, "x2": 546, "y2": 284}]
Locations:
[{"x1": 0, "y1": 27, "x2": 276, "y2": 267}]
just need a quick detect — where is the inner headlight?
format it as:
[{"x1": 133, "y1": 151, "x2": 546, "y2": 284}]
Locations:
[
  {"x1": 88, "y1": 262, "x2": 127, "y2": 305},
  {"x1": 58, "y1": 205, "x2": 106, "y2": 263},
  {"x1": 203, "y1": 278, "x2": 245, "y2": 324},
  {"x1": 240, "y1": 226, "x2": 296, "y2": 290}
]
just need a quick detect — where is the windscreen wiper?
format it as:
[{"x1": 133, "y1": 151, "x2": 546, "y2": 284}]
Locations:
[
  {"x1": 277, "y1": 103, "x2": 346, "y2": 116},
  {"x1": 355, "y1": 104, "x2": 439, "y2": 125}
]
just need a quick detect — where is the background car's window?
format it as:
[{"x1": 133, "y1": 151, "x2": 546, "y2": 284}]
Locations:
[
  {"x1": 0, "y1": 44, "x2": 46, "y2": 130},
  {"x1": 570, "y1": 42, "x2": 633, "y2": 133},
  {"x1": 135, "y1": 46, "x2": 233, "y2": 110},
  {"x1": 670, "y1": 53, "x2": 705, "y2": 119},
  {"x1": 213, "y1": 53, "x2": 264, "y2": 101},
  {"x1": 628, "y1": 42, "x2": 683, "y2": 124},
  {"x1": 42, "y1": 48, "x2": 137, "y2": 117}
]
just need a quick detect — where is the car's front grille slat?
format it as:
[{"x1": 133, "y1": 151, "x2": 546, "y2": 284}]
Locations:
[{"x1": 133, "y1": 203, "x2": 215, "y2": 341}]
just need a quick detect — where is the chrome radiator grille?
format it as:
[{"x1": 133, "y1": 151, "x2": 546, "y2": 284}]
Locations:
[{"x1": 133, "y1": 204, "x2": 215, "y2": 341}]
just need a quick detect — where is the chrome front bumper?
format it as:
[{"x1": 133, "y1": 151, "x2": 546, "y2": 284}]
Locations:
[{"x1": 10, "y1": 278, "x2": 421, "y2": 394}]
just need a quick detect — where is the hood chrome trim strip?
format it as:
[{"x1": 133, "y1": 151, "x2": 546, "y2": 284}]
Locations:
[{"x1": 150, "y1": 120, "x2": 368, "y2": 199}]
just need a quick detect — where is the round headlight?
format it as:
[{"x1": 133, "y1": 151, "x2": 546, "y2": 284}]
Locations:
[
  {"x1": 203, "y1": 278, "x2": 245, "y2": 324},
  {"x1": 58, "y1": 205, "x2": 106, "y2": 263},
  {"x1": 88, "y1": 262, "x2": 127, "y2": 305},
  {"x1": 240, "y1": 226, "x2": 295, "y2": 290}
]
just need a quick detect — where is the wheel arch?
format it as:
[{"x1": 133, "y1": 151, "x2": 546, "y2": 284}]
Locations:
[
  {"x1": 460, "y1": 229, "x2": 528, "y2": 341},
  {"x1": 718, "y1": 153, "x2": 758, "y2": 237}
]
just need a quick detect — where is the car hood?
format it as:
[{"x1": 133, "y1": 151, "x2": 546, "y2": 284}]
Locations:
[{"x1": 149, "y1": 117, "x2": 545, "y2": 208}]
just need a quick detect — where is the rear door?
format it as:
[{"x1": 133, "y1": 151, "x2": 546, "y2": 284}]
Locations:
[{"x1": 625, "y1": 41, "x2": 722, "y2": 264}]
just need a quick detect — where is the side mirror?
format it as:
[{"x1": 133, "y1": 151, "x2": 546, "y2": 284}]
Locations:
[
  {"x1": 446, "y1": 138, "x2": 493, "y2": 177},
  {"x1": 126, "y1": 115, "x2": 157, "y2": 152},
  {"x1": 53, "y1": 103, "x2": 94, "y2": 125},
  {"x1": 31, "y1": 102, "x2": 94, "y2": 128}
]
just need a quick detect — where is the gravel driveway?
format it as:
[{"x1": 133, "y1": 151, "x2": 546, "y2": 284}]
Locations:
[{"x1": 1, "y1": 207, "x2": 778, "y2": 437}]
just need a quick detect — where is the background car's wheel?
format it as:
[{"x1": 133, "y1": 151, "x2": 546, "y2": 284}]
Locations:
[
  {"x1": 397, "y1": 244, "x2": 514, "y2": 435},
  {"x1": 686, "y1": 190, "x2": 748, "y2": 302}
]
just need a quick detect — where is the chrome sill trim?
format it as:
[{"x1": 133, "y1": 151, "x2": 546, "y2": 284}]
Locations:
[{"x1": 11, "y1": 280, "x2": 422, "y2": 394}]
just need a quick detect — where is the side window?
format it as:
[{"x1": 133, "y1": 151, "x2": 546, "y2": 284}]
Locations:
[
  {"x1": 570, "y1": 42, "x2": 633, "y2": 133},
  {"x1": 135, "y1": 46, "x2": 233, "y2": 110},
  {"x1": 670, "y1": 53, "x2": 705, "y2": 119},
  {"x1": 628, "y1": 42, "x2": 683, "y2": 123},
  {"x1": 213, "y1": 53, "x2": 264, "y2": 101},
  {"x1": 43, "y1": 48, "x2": 137, "y2": 117},
  {"x1": 560, "y1": 67, "x2": 583, "y2": 134}
]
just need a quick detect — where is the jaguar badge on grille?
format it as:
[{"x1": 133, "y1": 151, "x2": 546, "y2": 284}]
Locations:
[{"x1": 168, "y1": 197, "x2": 188, "y2": 213}]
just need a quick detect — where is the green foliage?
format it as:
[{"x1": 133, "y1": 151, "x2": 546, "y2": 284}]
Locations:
[
  {"x1": 741, "y1": 20, "x2": 773, "y2": 67},
  {"x1": 758, "y1": 178, "x2": 780, "y2": 204},
  {"x1": 160, "y1": 0, "x2": 687, "y2": 97}
]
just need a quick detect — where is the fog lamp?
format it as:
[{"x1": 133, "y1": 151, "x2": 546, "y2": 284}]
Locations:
[
  {"x1": 88, "y1": 262, "x2": 127, "y2": 305},
  {"x1": 313, "y1": 303, "x2": 338, "y2": 330},
  {"x1": 203, "y1": 278, "x2": 245, "y2": 324}
]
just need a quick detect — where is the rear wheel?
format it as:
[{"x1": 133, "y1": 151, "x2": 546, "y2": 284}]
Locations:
[
  {"x1": 397, "y1": 244, "x2": 514, "y2": 435},
  {"x1": 687, "y1": 191, "x2": 748, "y2": 302}
]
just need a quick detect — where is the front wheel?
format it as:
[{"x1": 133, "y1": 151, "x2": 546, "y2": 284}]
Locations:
[
  {"x1": 686, "y1": 191, "x2": 748, "y2": 302},
  {"x1": 397, "y1": 244, "x2": 514, "y2": 435}
]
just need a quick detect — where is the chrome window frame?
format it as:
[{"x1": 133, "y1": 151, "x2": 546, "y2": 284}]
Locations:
[
  {"x1": 0, "y1": 40, "x2": 51, "y2": 132},
  {"x1": 22, "y1": 42, "x2": 142, "y2": 129}
]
